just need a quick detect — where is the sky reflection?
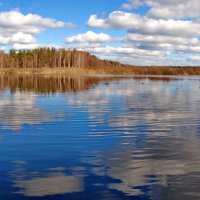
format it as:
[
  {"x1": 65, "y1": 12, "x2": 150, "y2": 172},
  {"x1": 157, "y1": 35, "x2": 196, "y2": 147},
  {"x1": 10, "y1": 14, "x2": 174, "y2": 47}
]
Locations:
[
  {"x1": 0, "y1": 91, "x2": 63, "y2": 130},
  {"x1": 0, "y1": 75, "x2": 200, "y2": 199}
]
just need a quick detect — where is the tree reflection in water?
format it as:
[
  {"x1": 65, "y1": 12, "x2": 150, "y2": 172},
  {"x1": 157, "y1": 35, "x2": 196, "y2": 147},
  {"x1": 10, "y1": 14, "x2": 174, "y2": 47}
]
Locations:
[{"x1": 0, "y1": 75, "x2": 200, "y2": 200}]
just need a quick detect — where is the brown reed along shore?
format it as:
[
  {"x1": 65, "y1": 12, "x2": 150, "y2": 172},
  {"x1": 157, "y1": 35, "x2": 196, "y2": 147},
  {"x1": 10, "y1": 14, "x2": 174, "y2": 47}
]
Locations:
[{"x1": 0, "y1": 48, "x2": 200, "y2": 75}]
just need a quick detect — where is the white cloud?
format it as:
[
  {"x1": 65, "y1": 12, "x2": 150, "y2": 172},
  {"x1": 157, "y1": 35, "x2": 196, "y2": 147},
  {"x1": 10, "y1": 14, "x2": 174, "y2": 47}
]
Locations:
[
  {"x1": 0, "y1": 10, "x2": 75, "y2": 49},
  {"x1": 65, "y1": 39, "x2": 200, "y2": 66},
  {"x1": 87, "y1": 15, "x2": 110, "y2": 29},
  {"x1": 87, "y1": 11, "x2": 200, "y2": 37},
  {"x1": 124, "y1": 33, "x2": 200, "y2": 54},
  {"x1": 1, "y1": 2, "x2": 200, "y2": 66},
  {"x1": 148, "y1": 0, "x2": 200, "y2": 19},
  {"x1": 12, "y1": 32, "x2": 36, "y2": 44},
  {"x1": 0, "y1": 32, "x2": 37, "y2": 48},
  {"x1": 73, "y1": 5, "x2": 200, "y2": 66},
  {"x1": 66, "y1": 42, "x2": 171, "y2": 64},
  {"x1": 66, "y1": 31, "x2": 113, "y2": 43},
  {"x1": 122, "y1": 0, "x2": 200, "y2": 19},
  {"x1": 0, "y1": 10, "x2": 66, "y2": 35},
  {"x1": 87, "y1": 12, "x2": 140, "y2": 29},
  {"x1": 87, "y1": 45, "x2": 166, "y2": 57},
  {"x1": 12, "y1": 43, "x2": 38, "y2": 50},
  {"x1": 126, "y1": 33, "x2": 199, "y2": 46}
]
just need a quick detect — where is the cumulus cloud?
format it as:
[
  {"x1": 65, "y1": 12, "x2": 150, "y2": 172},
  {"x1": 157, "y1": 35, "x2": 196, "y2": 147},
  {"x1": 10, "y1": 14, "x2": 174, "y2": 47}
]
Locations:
[
  {"x1": 87, "y1": 11, "x2": 200, "y2": 37},
  {"x1": 87, "y1": 15, "x2": 111, "y2": 29},
  {"x1": 81, "y1": 45, "x2": 167, "y2": 57},
  {"x1": 65, "y1": 38, "x2": 200, "y2": 66},
  {"x1": 126, "y1": 33, "x2": 199, "y2": 46},
  {"x1": 66, "y1": 42, "x2": 172, "y2": 65},
  {"x1": 66, "y1": 31, "x2": 113, "y2": 43},
  {"x1": 125, "y1": 33, "x2": 200, "y2": 54},
  {"x1": 0, "y1": 10, "x2": 73, "y2": 49},
  {"x1": 0, "y1": 32, "x2": 36, "y2": 45},
  {"x1": 122, "y1": 0, "x2": 200, "y2": 19},
  {"x1": 0, "y1": 10, "x2": 65, "y2": 35},
  {"x1": 1, "y1": 1, "x2": 200, "y2": 66},
  {"x1": 148, "y1": 0, "x2": 200, "y2": 19},
  {"x1": 13, "y1": 43, "x2": 38, "y2": 50},
  {"x1": 85, "y1": 7, "x2": 200, "y2": 65}
]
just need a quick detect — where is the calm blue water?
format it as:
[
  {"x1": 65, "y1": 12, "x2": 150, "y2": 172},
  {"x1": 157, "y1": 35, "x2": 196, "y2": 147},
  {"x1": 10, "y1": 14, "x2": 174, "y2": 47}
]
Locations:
[{"x1": 0, "y1": 75, "x2": 200, "y2": 200}]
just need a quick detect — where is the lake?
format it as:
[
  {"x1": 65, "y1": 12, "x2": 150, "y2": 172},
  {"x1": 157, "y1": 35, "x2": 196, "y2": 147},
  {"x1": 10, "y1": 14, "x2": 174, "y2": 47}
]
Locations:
[{"x1": 0, "y1": 74, "x2": 200, "y2": 200}]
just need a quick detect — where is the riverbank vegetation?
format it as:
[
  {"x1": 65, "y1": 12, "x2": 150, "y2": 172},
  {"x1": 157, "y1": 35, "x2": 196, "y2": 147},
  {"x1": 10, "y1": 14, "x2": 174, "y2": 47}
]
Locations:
[{"x1": 0, "y1": 48, "x2": 200, "y2": 75}]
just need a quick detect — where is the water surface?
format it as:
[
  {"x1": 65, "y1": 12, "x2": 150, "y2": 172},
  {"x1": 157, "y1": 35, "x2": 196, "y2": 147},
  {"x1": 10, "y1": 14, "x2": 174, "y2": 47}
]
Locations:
[{"x1": 0, "y1": 74, "x2": 200, "y2": 200}]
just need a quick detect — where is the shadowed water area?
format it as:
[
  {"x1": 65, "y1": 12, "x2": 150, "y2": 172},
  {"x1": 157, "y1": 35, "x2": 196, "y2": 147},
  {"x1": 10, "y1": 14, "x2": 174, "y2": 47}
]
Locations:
[{"x1": 0, "y1": 74, "x2": 200, "y2": 200}]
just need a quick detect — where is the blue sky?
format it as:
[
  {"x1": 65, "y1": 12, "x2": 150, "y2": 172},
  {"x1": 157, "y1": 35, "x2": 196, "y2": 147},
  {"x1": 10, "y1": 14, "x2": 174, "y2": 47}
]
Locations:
[
  {"x1": 0, "y1": 0, "x2": 200, "y2": 65},
  {"x1": 0, "y1": 0, "x2": 126, "y2": 43}
]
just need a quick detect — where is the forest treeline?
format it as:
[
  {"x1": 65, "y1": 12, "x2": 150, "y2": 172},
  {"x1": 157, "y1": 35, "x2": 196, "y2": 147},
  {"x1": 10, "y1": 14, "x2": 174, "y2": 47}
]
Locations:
[
  {"x1": 0, "y1": 48, "x2": 200, "y2": 75},
  {"x1": 0, "y1": 48, "x2": 124, "y2": 69}
]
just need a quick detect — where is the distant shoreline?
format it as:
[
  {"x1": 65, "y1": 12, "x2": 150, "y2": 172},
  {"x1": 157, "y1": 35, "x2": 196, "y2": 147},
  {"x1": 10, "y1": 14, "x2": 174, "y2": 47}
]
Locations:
[
  {"x1": 1, "y1": 66, "x2": 200, "y2": 76},
  {"x1": 0, "y1": 48, "x2": 200, "y2": 76}
]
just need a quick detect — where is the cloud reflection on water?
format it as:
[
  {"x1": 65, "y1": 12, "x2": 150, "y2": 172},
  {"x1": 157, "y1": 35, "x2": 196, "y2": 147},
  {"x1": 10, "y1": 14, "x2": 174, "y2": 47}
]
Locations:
[
  {"x1": 14, "y1": 173, "x2": 83, "y2": 197},
  {"x1": 1, "y1": 75, "x2": 200, "y2": 199},
  {"x1": 11, "y1": 164, "x2": 84, "y2": 197},
  {"x1": 0, "y1": 91, "x2": 63, "y2": 130},
  {"x1": 0, "y1": 75, "x2": 125, "y2": 130},
  {"x1": 67, "y1": 77, "x2": 200, "y2": 197}
]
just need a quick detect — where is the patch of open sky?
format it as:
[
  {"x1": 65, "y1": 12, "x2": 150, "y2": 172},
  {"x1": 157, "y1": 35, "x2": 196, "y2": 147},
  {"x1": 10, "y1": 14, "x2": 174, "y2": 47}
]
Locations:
[
  {"x1": 36, "y1": 30, "x2": 67, "y2": 48},
  {"x1": 2, "y1": 0, "x2": 125, "y2": 23}
]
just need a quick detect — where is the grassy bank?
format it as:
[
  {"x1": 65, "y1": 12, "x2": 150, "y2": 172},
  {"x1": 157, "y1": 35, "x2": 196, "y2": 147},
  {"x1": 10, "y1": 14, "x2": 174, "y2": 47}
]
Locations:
[
  {"x1": 0, "y1": 67, "x2": 97, "y2": 75},
  {"x1": 1, "y1": 48, "x2": 200, "y2": 76},
  {"x1": 1, "y1": 66, "x2": 200, "y2": 76}
]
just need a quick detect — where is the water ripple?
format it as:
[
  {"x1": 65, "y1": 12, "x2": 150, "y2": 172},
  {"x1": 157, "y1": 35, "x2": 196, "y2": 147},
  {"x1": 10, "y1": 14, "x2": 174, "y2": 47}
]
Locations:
[{"x1": 0, "y1": 75, "x2": 200, "y2": 199}]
